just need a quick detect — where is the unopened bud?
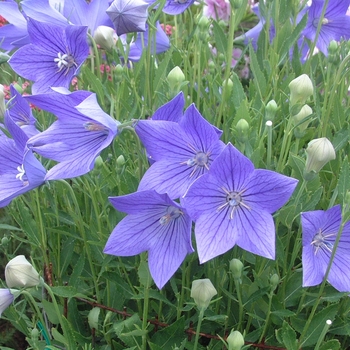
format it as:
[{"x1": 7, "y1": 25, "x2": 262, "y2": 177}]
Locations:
[
  {"x1": 94, "y1": 156, "x2": 104, "y2": 169},
  {"x1": 270, "y1": 273, "x2": 279, "y2": 291},
  {"x1": 289, "y1": 74, "x2": 313, "y2": 108},
  {"x1": 94, "y1": 25, "x2": 116, "y2": 50},
  {"x1": 191, "y1": 279, "x2": 217, "y2": 310},
  {"x1": 198, "y1": 16, "x2": 210, "y2": 32},
  {"x1": 292, "y1": 104, "x2": 312, "y2": 137},
  {"x1": 328, "y1": 40, "x2": 338, "y2": 55},
  {"x1": 5, "y1": 255, "x2": 42, "y2": 288},
  {"x1": 304, "y1": 137, "x2": 336, "y2": 180},
  {"x1": 265, "y1": 100, "x2": 278, "y2": 121},
  {"x1": 229, "y1": 258, "x2": 243, "y2": 279},
  {"x1": 88, "y1": 307, "x2": 100, "y2": 329},
  {"x1": 1, "y1": 236, "x2": 9, "y2": 246},
  {"x1": 114, "y1": 64, "x2": 124, "y2": 82},
  {"x1": 0, "y1": 84, "x2": 6, "y2": 118},
  {"x1": 227, "y1": 330, "x2": 245, "y2": 350},
  {"x1": 167, "y1": 66, "x2": 186, "y2": 95},
  {"x1": 235, "y1": 119, "x2": 249, "y2": 143}
]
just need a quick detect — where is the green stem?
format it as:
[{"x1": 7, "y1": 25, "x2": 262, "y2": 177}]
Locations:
[
  {"x1": 258, "y1": 290, "x2": 274, "y2": 343},
  {"x1": 234, "y1": 277, "x2": 244, "y2": 331},
  {"x1": 193, "y1": 308, "x2": 205, "y2": 350}
]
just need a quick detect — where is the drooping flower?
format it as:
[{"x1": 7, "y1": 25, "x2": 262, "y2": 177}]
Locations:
[
  {"x1": 5, "y1": 255, "x2": 42, "y2": 288},
  {"x1": 6, "y1": 85, "x2": 39, "y2": 138},
  {"x1": 183, "y1": 143, "x2": 298, "y2": 263},
  {"x1": 135, "y1": 104, "x2": 225, "y2": 199},
  {"x1": 104, "y1": 190, "x2": 194, "y2": 289},
  {"x1": 0, "y1": 289, "x2": 15, "y2": 317},
  {"x1": 107, "y1": 0, "x2": 149, "y2": 36},
  {"x1": 0, "y1": 112, "x2": 46, "y2": 208},
  {"x1": 301, "y1": 205, "x2": 350, "y2": 292},
  {"x1": 301, "y1": 0, "x2": 350, "y2": 57},
  {"x1": 26, "y1": 89, "x2": 120, "y2": 180},
  {"x1": 22, "y1": 0, "x2": 114, "y2": 35},
  {"x1": 125, "y1": 22, "x2": 170, "y2": 62},
  {"x1": 0, "y1": 0, "x2": 29, "y2": 51},
  {"x1": 8, "y1": 18, "x2": 89, "y2": 94}
]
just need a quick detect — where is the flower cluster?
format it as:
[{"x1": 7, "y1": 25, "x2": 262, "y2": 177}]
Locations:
[{"x1": 104, "y1": 92, "x2": 298, "y2": 288}]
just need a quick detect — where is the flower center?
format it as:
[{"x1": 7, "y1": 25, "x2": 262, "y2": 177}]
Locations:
[
  {"x1": 54, "y1": 52, "x2": 77, "y2": 75},
  {"x1": 183, "y1": 147, "x2": 210, "y2": 178},
  {"x1": 311, "y1": 229, "x2": 335, "y2": 255},
  {"x1": 217, "y1": 187, "x2": 249, "y2": 219},
  {"x1": 159, "y1": 206, "x2": 182, "y2": 225},
  {"x1": 15, "y1": 164, "x2": 28, "y2": 185}
]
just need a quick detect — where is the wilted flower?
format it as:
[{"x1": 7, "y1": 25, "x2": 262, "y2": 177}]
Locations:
[
  {"x1": 183, "y1": 143, "x2": 298, "y2": 263},
  {"x1": 191, "y1": 279, "x2": 217, "y2": 310},
  {"x1": 304, "y1": 137, "x2": 336, "y2": 177},
  {"x1": 302, "y1": 205, "x2": 350, "y2": 292},
  {"x1": 9, "y1": 19, "x2": 89, "y2": 94},
  {"x1": 5, "y1": 255, "x2": 41, "y2": 288},
  {"x1": 227, "y1": 330, "x2": 245, "y2": 350},
  {"x1": 289, "y1": 74, "x2": 314, "y2": 108},
  {"x1": 93, "y1": 25, "x2": 116, "y2": 50},
  {"x1": 104, "y1": 190, "x2": 194, "y2": 289},
  {"x1": 107, "y1": 0, "x2": 149, "y2": 36}
]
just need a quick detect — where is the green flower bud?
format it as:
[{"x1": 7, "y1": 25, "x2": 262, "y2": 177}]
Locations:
[
  {"x1": 235, "y1": 119, "x2": 249, "y2": 143},
  {"x1": 93, "y1": 25, "x2": 116, "y2": 50},
  {"x1": 0, "y1": 84, "x2": 5, "y2": 118},
  {"x1": 270, "y1": 273, "x2": 279, "y2": 291},
  {"x1": 88, "y1": 307, "x2": 100, "y2": 330},
  {"x1": 94, "y1": 156, "x2": 104, "y2": 169},
  {"x1": 218, "y1": 53, "x2": 226, "y2": 65},
  {"x1": 116, "y1": 155, "x2": 125, "y2": 167},
  {"x1": 265, "y1": 100, "x2": 278, "y2": 122},
  {"x1": 292, "y1": 104, "x2": 312, "y2": 137},
  {"x1": 31, "y1": 328, "x2": 40, "y2": 340},
  {"x1": 167, "y1": 66, "x2": 186, "y2": 95},
  {"x1": 5, "y1": 255, "x2": 42, "y2": 288},
  {"x1": 223, "y1": 78, "x2": 233, "y2": 96},
  {"x1": 289, "y1": 74, "x2": 313, "y2": 108},
  {"x1": 1, "y1": 236, "x2": 9, "y2": 246},
  {"x1": 229, "y1": 258, "x2": 243, "y2": 279},
  {"x1": 114, "y1": 64, "x2": 124, "y2": 83},
  {"x1": 191, "y1": 279, "x2": 217, "y2": 310},
  {"x1": 208, "y1": 61, "x2": 216, "y2": 74},
  {"x1": 304, "y1": 137, "x2": 336, "y2": 180},
  {"x1": 227, "y1": 330, "x2": 245, "y2": 350},
  {"x1": 198, "y1": 16, "x2": 210, "y2": 32},
  {"x1": 328, "y1": 40, "x2": 338, "y2": 55}
]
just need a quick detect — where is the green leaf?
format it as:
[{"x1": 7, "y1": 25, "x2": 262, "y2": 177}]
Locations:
[
  {"x1": 0, "y1": 224, "x2": 22, "y2": 231},
  {"x1": 212, "y1": 21, "x2": 227, "y2": 54},
  {"x1": 138, "y1": 260, "x2": 153, "y2": 287},
  {"x1": 151, "y1": 317, "x2": 186, "y2": 349},
  {"x1": 249, "y1": 45, "x2": 267, "y2": 98},
  {"x1": 50, "y1": 286, "x2": 78, "y2": 298},
  {"x1": 81, "y1": 65, "x2": 106, "y2": 109},
  {"x1": 319, "y1": 339, "x2": 341, "y2": 350},
  {"x1": 337, "y1": 156, "x2": 349, "y2": 204},
  {"x1": 276, "y1": 321, "x2": 298, "y2": 350}
]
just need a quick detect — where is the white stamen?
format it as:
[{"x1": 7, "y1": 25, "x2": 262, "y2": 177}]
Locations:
[{"x1": 16, "y1": 165, "x2": 26, "y2": 181}]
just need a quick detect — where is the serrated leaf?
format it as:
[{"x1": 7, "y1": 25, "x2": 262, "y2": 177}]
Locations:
[
  {"x1": 337, "y1": 156, "x2": 349, "y2": 204},
  {"x1": 281, "y1": 321, "x2": 298, "y2": 350},
  {"x1": 249, "y1": 45, "x2": 266, "y2": 98},
  {"x1": 319, "y1": 339, "x2": 341, "y2": 350},
  {"x1": 212, "y1": 21, "x2": 227, "y2": 54},
  {"x1": 151, "y1": 317, "x2": 185, "y2": 349}
]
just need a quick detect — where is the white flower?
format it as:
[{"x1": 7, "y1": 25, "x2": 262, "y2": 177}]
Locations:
[
  {"x1": 5, "y1": 255, "x2": 41, "y2": 288},
  {"x1": 190, "y1": 278, "x2": 217, "y2": 310}
]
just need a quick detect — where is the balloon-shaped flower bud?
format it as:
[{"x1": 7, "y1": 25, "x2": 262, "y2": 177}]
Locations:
[
  {"x1": 265, "y1": 100, "x2": 278, "y2": 122},
  {"x1": 167, "y1": 66, "x2": 186, "y2": 96},
  {"x1": 88, "y1": 307, "x2": 100, "y2": 329},
  {"x1": 227, "y1": 330, "x2": 245, "y2": 350},
  {"x1": 229, "y1": 258, "x2": 244, "y2": 280},
  {"x1": 191, "y1": 278, "x2": 217, "y2": 310},
  {"x1": 235, "y1": 119, "x2": 249, "y2": 143},
  {"x1": 5, "y1": 255, "x2": 42, "y2": 288},
  {"x1": 304, "y1": 137, "x2": 336, "y2": 180},
  {"x1": 270, "y1": 273, "x2": 279, "y2": 292},
  {"x1": 94, "y1": 25, "x2": 116, "y2": 51},
  {"x1": 289, "y1": 74, "x2": 313, "y2": 110},
  {"x1": 292, "y1": 104, "x2": 312, "y2": 137}
]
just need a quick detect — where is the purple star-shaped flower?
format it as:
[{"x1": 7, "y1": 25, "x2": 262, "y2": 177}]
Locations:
[
  {"x1": 183, "y1": 143, "x2": 298, "y2": 263},
  {"x1": 8, "y1": 18, "x2": 89, "y2": 94},
  {"x1": 301, "y1": 0, "x2": 350, "y2": 56},
  {"x1": 301, "y1": 205, "x2": 350, "y2": 292},
  {"x1": 135, "y1": 104, "x2": 225, "y2": 199},
  {"x1": 107, "y1": 0, "x2": 149, "y2": 36},
  {"x1": 7, "y1": 85, "x2": 39, "y2": 138},
  {"x1": 125, "y1": 22, "x2": 170, "y2": 62},
  {"x1": 0, "y1": 112, "x2": 46, "y2": 208},
  {"x1": 152, "y1": 91, "x2": 185, "y2": 122},
  {"x1": 26, "y1": 89, "x2": 120, "y2": 180},
  {"x1": 104, "y1": 190, "x2": 194, "y2": 289},
  {"x1": 144, "y1": 0, "x2": 194, "y2": 15},
  {"x1": 0, "y1": 289, "x2": 15, "y2": 317}
]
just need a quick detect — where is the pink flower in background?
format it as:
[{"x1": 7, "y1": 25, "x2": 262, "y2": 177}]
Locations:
[{"x1": 203, "y1": 0, "x2": 231, "y2": 22}]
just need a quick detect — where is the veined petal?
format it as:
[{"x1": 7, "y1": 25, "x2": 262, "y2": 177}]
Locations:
[
  {"x1": 162, "y1": 0, "x2": 195, "y2": 15},
  {"x1": 242, "y1": 169, "x2": 298, "y2": 213},
  {"x1": 152, "y1": 92, "x2": 185, "y2": 122}
]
